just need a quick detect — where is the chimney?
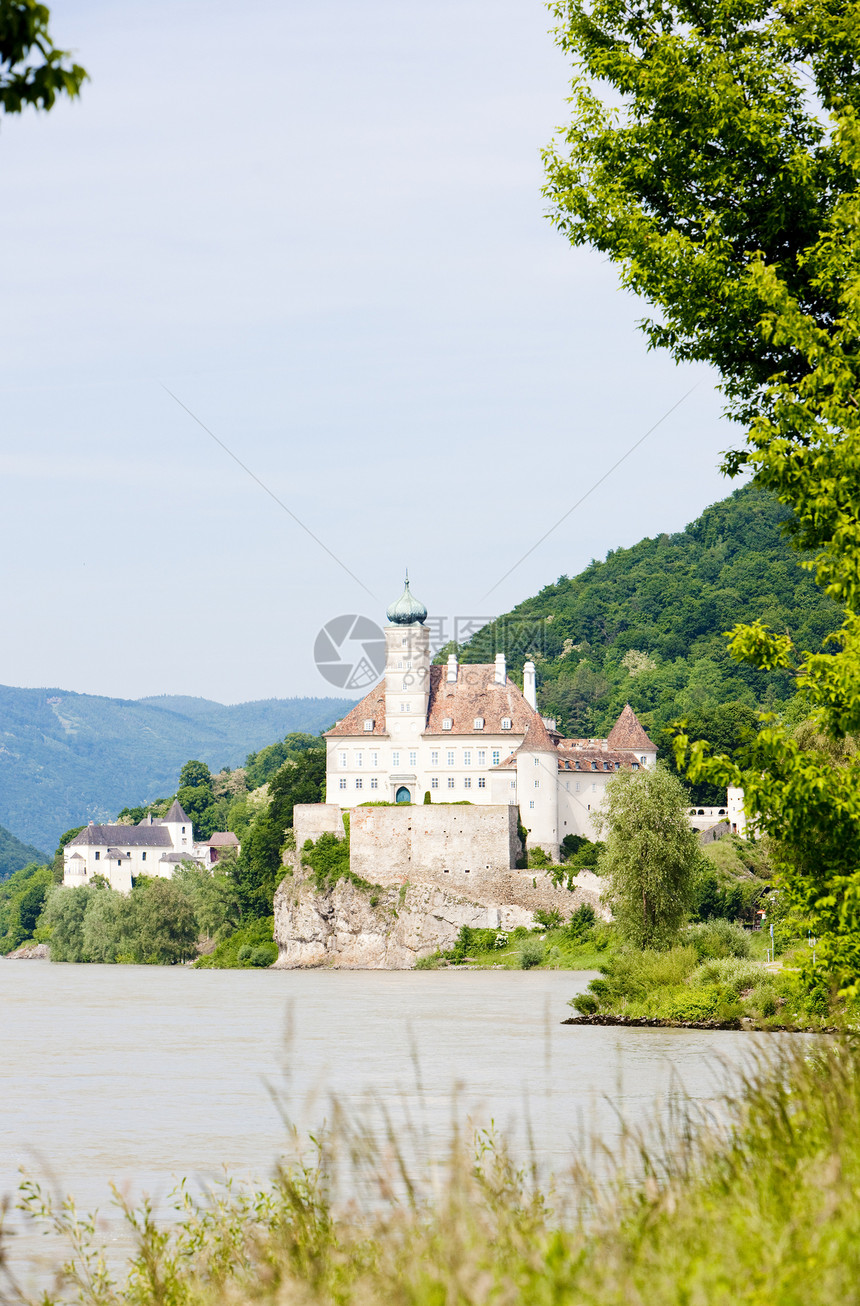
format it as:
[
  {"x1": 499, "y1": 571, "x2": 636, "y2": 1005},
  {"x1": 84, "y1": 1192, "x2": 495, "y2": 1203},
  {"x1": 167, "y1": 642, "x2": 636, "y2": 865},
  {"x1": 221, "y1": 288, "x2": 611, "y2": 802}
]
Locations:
[
  {"x1": 494, "y1": 652, "x2": 506, "y2": 685},
  {"x1": 447, "y1": 653, "x2": 458, "y2": 683},
  {"x1": 523, "y1": 660, "x2": 537, "y2": 709}
]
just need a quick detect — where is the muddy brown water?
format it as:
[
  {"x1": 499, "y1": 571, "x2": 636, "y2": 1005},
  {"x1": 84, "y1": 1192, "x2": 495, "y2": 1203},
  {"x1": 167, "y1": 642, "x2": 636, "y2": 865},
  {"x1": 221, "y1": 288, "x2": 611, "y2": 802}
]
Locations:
[{"x1": 1, "y1": 962, "x2": 797, "y2": 1278}]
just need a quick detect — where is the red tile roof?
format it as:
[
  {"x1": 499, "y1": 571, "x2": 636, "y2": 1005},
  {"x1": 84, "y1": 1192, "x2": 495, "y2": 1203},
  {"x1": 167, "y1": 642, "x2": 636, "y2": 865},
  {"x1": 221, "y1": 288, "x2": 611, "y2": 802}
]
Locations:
[
  {"x1": 326, "y1": 665, "x2": 538, "y2": 738},
  {"x1": 424, "y1": 666, "x2": 535, "y2": 735},
  {"x1": 515, "y1": 713, "x2": 557, "y2": 754},
  {"x1": 324, "y1": 682, "x2": 389, "y2": 737},
  {"x1": 607, "y1": 704, "x2": 657, "y2": 752}
]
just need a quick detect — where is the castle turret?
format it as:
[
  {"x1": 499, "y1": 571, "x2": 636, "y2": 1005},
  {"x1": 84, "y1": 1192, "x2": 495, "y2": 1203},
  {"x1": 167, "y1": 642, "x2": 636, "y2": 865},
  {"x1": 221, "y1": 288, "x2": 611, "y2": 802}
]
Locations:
[{"x1": 384, "y1": 575, "x2": 431, "y2": 776}]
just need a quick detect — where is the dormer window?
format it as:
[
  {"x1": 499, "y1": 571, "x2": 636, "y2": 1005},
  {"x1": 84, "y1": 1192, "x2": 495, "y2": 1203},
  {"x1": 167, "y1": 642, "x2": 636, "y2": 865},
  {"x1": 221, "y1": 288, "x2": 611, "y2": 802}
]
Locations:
[
  {"x1": 442, "y1": 718, "x2": 453, "y2": 730},
  {"x1": 474, "y1": 717, "x2": 484, "y2": 730},
  {"x1": 363, "y1": 719, "x2": 374, "y2": 732},
  {"x1": 591, "y1": 761, "x2": 597, "y2": 771},
  {"x1": 181, "y1": 826, "x2": 186, "y2": 833},
  {"x1": 501, "y1": 718, "x2": 512, "y2": 730},
  {"x1": 632, "y1": 762, "x2": 640, "y2": 770}
]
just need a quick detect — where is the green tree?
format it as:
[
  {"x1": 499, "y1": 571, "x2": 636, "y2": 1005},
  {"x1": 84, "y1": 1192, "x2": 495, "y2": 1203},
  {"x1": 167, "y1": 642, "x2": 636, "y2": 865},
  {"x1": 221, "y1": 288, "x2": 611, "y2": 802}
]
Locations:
[
  {"x1": 597, "y1": 767, "x2": 701, "y2": 949},
  {"x1": 545, "y1": 0, "x2": 860, "y2": 993},
  {"x1": 179, "y1": 760, "x2": 212, "y2": 790},
  {"x1": 172, "y1": 862, "x2": 240, "y2": 939},
  {"x1": 40, "y1": 883, "x2": 90, "y2": 961},
  {"x1": 126, "y1": 877, "x2": 197, "y2": 964},
  {"x1": 1, "y1": 1, "x2": 86, "y2": 114},
  {"x1": 235, "y1": 748, "x2": 326, "y2": 917},
  {"x1": 0, "y1": 861, "x2": 52, "y2": 950}
]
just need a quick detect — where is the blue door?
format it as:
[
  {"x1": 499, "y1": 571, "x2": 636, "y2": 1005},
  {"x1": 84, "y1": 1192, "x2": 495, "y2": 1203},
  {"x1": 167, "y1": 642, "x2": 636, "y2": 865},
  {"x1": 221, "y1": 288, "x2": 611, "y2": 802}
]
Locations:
[{"x1": 395, "y1": 786, "x2": 411, "y2": 804}]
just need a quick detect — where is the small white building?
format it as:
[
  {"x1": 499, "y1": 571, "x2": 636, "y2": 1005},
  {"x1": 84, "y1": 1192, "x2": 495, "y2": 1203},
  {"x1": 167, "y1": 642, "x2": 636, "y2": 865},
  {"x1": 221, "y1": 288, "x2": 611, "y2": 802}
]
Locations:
[
  {"x1": 325, "y1": 579, "x2": 660, "y2": 861},
  {"x1": 63, "y1": 799, "x2": 239, "y2": 894}
]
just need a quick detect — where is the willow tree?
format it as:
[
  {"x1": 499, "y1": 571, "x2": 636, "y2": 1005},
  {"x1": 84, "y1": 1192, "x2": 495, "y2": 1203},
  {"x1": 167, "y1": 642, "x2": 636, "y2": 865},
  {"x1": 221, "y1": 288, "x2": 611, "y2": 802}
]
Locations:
[
  {"x1": 545, "y1": 0, "x2": 860, "y2": 993},
  {"x1": 597, "y1": 767, "x2": 700, "y2": 949}
]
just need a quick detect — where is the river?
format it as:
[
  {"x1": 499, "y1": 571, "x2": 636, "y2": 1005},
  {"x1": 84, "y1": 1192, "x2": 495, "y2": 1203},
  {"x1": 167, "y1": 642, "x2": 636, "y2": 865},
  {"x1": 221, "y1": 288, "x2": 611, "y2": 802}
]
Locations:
[{"x1": 1, "y1": 962, "x2": 786, "y2": 1279}]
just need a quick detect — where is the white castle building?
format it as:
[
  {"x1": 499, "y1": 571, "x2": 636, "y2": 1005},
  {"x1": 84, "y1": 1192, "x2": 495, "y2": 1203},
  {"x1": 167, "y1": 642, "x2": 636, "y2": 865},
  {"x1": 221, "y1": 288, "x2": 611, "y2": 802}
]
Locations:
[
  {"x1": 63, "y1": 799, "x2": 239, "y2": 894},
  {"x1": 325, "y1": 579, "x2": 660, "y2": 861}
]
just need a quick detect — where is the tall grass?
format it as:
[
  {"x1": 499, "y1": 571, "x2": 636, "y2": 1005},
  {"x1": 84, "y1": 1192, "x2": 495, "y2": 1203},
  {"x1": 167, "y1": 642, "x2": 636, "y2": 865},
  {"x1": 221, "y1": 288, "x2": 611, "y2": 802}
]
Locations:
[{"x1": 7, "y1": 1038, "x2": 860, "y2": 1304}]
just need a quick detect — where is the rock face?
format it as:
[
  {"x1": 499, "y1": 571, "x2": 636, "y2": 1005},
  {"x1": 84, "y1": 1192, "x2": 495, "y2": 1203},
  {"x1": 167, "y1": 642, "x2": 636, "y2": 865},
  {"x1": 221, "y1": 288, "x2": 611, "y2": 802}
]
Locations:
[
  {"x1": 2, "y1": 942, "x2": 49, "y2": 960},
  {"x1": 272, "y1": 861, "x2": 607, "y2": 970}
]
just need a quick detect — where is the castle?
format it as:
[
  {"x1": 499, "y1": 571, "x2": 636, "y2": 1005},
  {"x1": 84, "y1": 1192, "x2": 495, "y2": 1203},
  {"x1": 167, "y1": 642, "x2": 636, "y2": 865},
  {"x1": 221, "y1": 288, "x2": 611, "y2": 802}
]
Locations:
[
  {"x1": 62, "y1": 799, "x2": 239, "y2": 893},
  {"x1": 325, "y1": 578, "x2": 659, "y2": 861}
]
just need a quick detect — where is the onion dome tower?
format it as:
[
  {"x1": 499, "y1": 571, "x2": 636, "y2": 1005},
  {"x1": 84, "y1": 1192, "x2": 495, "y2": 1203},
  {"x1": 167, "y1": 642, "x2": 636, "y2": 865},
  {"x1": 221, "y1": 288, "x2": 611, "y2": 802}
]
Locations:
[{"x1": 385, "y1": 572, "x2": 427, "y2": 625}]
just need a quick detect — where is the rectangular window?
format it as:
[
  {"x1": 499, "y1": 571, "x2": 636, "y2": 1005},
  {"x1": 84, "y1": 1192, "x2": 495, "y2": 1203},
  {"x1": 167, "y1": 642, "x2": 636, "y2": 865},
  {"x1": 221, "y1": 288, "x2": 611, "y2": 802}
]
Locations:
[
  {"x1": 478, "y1": 777, "x2": 486, "y2": 789},
  {"x1": 534, "y1": 779, "x2": 540, "y2": 789},
  {"x1": 339, "y1": 778, "x2": 347, "y2": 790},
  {"x1": 448, "y1": 777, "x2": 455, "y2": 789},
  {"x1": 534, "y1": 757, "x2": 540, "y2": 767},
  {"x1": 94, "y1": 850, "x2": 100, "y2": 861},
  {"x1": 576, "y1": 782, "x2": 581, "y2": 792},
  {"x1": 501, "y1": 717, "x2": 512, "y2": 730},
  {"x1": 142, "y1": 851, "x2": 146, "y2": 861},
  {"x1": 447, "y1": 750, "x2": 455, "y2": 766},
  {"x1": 408, "y1": 751, "x2": 417, "y2": 768},
  {"x1": 355, "y1": 778, "x2": 363, "y2": 789},
  {"x1": 492, "y1": 750, "x2": 500, "y2": 766},
  {"x1": 473, "y1": 717, "x2": 484, "y2": 730},
  {"x1": 431, "y1": 750, "x2": 439, "y2": 765},
  {"x1": 370, "y1": 777, "x2": 378, "y2": 789},
  {"x1": 392, "y1": 751, "x2": 400, "y2": 767},
  {"x1": 477, "y1": 750, "x2": 486, "y2": 766},
  {"x1": 431, "y1": 777, "x2": 439, "y2": 789},
  {"x1": 442, "y1": 717, "x2": 453, "y2": 730},
  {"x1": 400, "y1": 702, "x2": 410, "y2": 712},
  {"x1": 363, "y1": 718, "x2": 374, "y2": 732},
  {"x1": 339, "y1": 752, "x2": 347, "y2": 768},
  {"x1": 355, "y1": 751, "x2": 363, "y2": 768},
  {"x1": 529, "y1": 800, "x2": 534, "y2": 810},
  {"x1": 592, "y1": 783, "x2": 597, "y2": 793},
  {"x1": 510, "y1": 779, "x2": 516, "y2": 790},
  {"x1": 464, "y1": 750, "x2": 471, "y2": 766},
  {"x1": 464, "y1": 777, "x2": 472, "y2": 789},
  {"x1": 371, "y1": 751, "x2": 378, "y2": 767}
]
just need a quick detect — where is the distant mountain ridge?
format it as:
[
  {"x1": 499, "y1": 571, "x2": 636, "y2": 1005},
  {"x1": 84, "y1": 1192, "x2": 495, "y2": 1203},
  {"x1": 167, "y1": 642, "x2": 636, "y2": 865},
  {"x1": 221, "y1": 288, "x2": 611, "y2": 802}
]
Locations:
[{"x1": 0, "y1": 688, "x2": 352, "y2": 853}]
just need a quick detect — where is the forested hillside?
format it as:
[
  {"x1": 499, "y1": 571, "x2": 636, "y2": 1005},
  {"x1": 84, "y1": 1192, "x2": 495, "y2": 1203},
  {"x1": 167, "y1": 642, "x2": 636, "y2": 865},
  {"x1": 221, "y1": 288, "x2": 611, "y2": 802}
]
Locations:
[
  {"x1": 0, "y1": 691, "x2": 351, "y2": 853},
  {"x1": 453, "y1": 487, "x2": 840, "y2": 738},
  {"x1": 0, "y1": 824, "x2": 49, "y2": 880}
]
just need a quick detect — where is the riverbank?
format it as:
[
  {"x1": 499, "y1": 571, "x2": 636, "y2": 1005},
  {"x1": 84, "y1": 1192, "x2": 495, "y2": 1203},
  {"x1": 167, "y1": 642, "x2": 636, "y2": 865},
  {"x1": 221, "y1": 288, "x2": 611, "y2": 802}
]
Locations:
[{"x1": 563, "y1": 1012, "x2": 840, "y2": 1032}]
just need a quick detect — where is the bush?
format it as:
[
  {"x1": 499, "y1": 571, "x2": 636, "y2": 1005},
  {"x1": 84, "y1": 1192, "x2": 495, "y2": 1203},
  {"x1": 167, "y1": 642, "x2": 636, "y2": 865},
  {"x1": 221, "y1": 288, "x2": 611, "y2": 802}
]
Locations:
[
  {"x1": 534, "y1": 908, "x2": 563, "y2": 930},
  {"x1": 250, "y1": 944, "x2": 276, "y2": 967},
  {"x1": 690, "y1": 956, "x2": 768, "y2": 991},
  {"x1": 571, "y1": 992, "x2": 600, "y2": 1015},
  {"x1": 195, "y1": 917, "x2": 276, "y2": 969},
  {"x1": 527, "y1": 847, "x2": 551, "y2": 868},
  {"x1": 687, "y1": 918, "x2": 751, "y2": 960},
  {"x1": 567, "y1": 903, "x2": 597, "y2": 940},
  {"x1": 662, "y1": 986, "x2": 722, "y2": 1022},
  {"x1": 520, "y1": 937, "x2": 545, "y2": 969}
]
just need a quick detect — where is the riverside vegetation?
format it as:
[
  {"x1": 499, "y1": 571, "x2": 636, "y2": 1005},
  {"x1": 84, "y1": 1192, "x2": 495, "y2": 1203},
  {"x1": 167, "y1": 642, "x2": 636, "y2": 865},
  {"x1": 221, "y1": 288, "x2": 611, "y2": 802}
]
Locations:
[{"x1": 10, "y1": 1036, "x2": 860, "y2": 1306}]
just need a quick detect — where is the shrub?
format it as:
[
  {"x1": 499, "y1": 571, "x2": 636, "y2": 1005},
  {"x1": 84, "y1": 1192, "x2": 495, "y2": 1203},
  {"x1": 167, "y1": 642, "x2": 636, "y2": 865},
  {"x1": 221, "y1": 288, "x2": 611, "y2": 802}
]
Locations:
[
  {"x1": 250, "y1": 944, "x2": 276, "y2": 967},
  {"x1": 238, "y1": 944, "x2": 252, "y2": 961},
  {"x1": 520, "y1": 938, "x2": 545, "y2": 969},
  {"x1": 194, "y1": 917, "x2": 276, "y2": 969},
  {"x1": 534, "y1": 908, "x2": 563, "y2": 930},
  {"x1": 689, "y1": 957, "x2": 766, "y2": 991},
  {"x1": 527, "y1": 847, "x2": 551, "y2": 868},
  {"x1": 567, "y1": 903, "x2": 597, "y2": 939},
  {"x1": 593, "y1": 946, "x2": 699, "y2": 1005},
  {"x1": 572, "y1": 992, "x2": 600, "y2": 1015},
  {"x1": 687, "y1": 918, "x2": 751, "y2": 960},
  {"x1": 662, "y1": 985, "x2": 722, "y2": 1022}
]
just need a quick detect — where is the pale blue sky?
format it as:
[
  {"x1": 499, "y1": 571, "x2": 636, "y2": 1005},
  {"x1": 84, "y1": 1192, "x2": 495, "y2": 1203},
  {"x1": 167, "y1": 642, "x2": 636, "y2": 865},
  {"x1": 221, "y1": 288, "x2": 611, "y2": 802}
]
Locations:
[{"x1": 0, "y1": 0, "x2": 735, "y2": 703}]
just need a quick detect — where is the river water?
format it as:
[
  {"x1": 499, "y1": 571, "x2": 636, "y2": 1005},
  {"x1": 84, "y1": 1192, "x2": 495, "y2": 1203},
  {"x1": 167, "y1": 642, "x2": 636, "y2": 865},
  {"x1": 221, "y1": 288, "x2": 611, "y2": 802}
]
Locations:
[{"x1": 1, "y1": 962, "x2": 787, "y2": 1278}]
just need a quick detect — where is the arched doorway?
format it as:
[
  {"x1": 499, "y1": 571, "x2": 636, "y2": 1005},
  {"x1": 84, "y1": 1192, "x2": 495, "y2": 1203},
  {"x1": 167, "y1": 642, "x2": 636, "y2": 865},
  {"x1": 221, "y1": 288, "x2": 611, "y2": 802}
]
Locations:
[{"x1": 395, "y1": 786, "x2": 411, "y2": 804}]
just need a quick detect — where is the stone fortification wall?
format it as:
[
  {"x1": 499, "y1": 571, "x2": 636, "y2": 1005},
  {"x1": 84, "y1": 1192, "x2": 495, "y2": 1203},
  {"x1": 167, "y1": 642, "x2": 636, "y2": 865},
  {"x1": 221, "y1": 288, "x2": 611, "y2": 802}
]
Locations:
[
  {"x1": 349, "y1": 803, "x2": 519, "y2": 887},
  {"x1": 293, "y1": 804, "x2": 345, "y2": 849}
]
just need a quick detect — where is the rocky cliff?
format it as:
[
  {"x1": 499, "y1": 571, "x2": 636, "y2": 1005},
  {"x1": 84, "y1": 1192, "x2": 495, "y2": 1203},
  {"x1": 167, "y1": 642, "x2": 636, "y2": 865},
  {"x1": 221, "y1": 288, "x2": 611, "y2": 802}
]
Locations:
[{"x1": 272, "y1": 861, "x2": 606, "y2": 970}]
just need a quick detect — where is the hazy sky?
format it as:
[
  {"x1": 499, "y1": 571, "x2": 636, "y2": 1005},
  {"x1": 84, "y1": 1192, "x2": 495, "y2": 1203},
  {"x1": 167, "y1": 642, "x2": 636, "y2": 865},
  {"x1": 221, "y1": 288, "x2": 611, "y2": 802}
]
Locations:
[{"x1": 0, "y1": 0, "x2": 738, "y2": 704}]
